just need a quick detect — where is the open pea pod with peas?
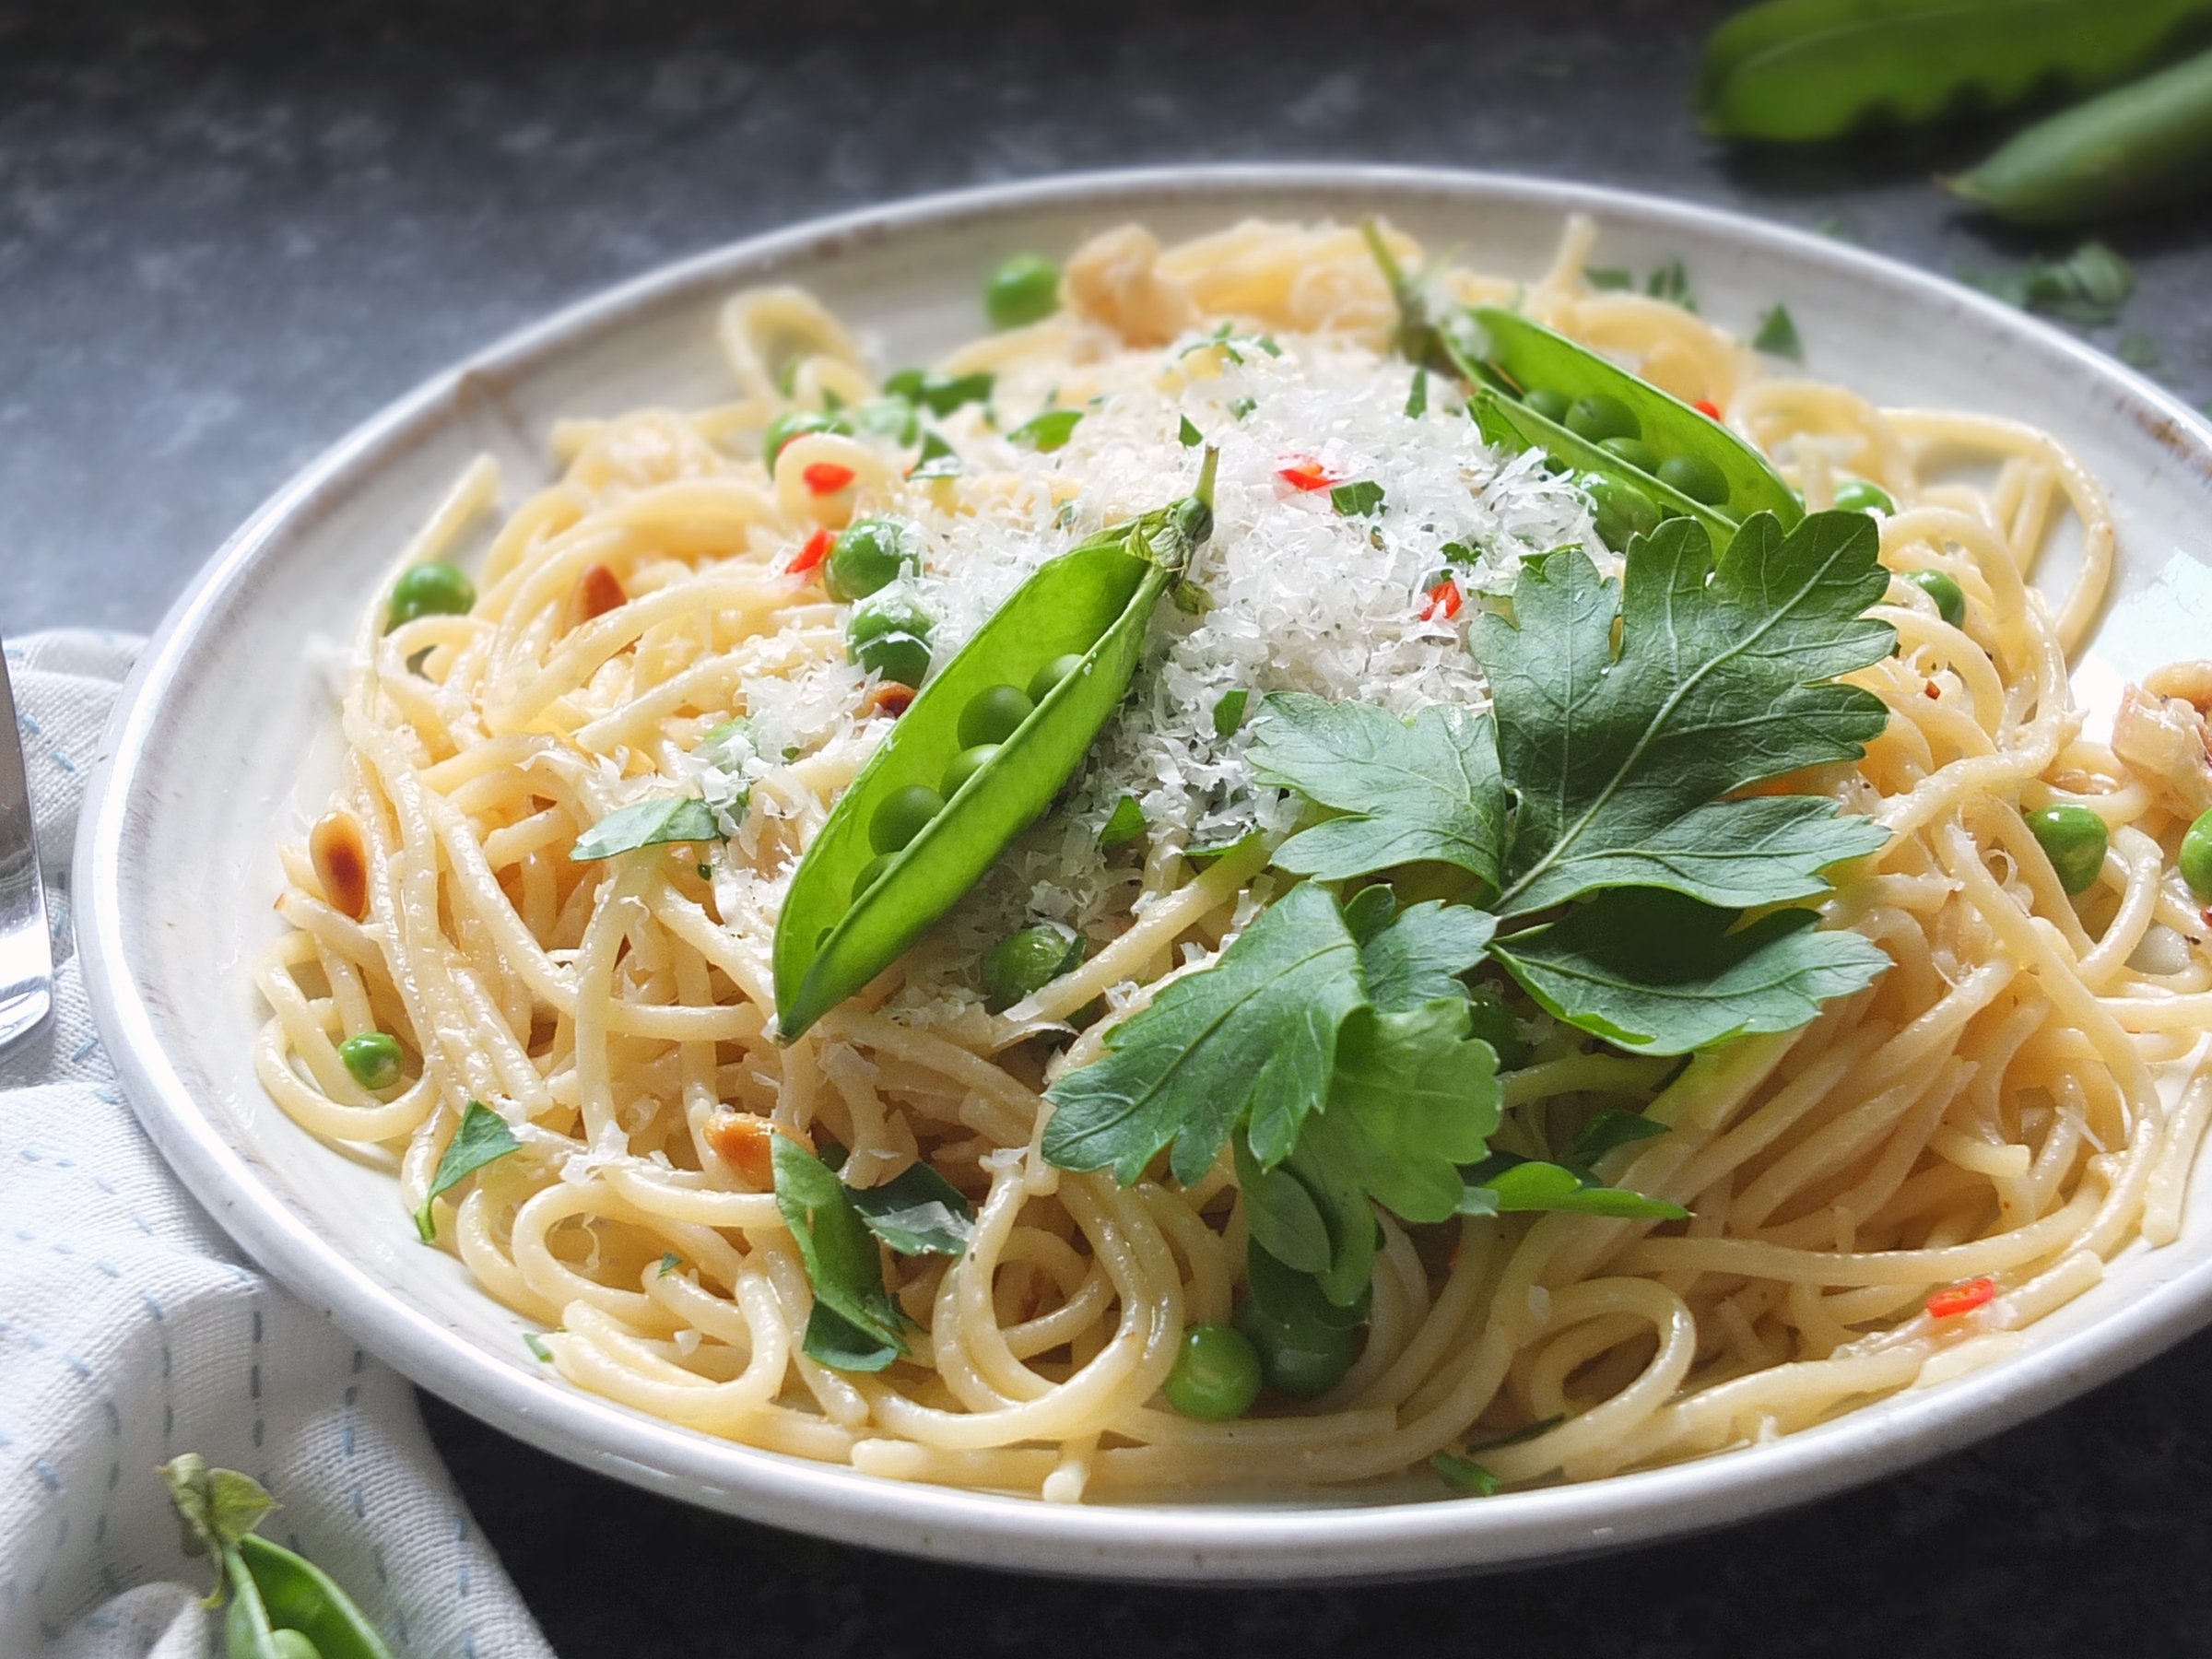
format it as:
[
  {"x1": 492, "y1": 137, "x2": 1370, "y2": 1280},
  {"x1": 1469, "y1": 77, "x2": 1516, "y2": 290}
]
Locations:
[
  {"x1": 1462, "y1": 306, "x2": 1801, "y2": 538},
  {"x1": 773, "y1": 452, "x2": 1218, "y2": 1041},
  {"x1": 161, "y1": 1454, "x2": 394, "y2": 1659}
]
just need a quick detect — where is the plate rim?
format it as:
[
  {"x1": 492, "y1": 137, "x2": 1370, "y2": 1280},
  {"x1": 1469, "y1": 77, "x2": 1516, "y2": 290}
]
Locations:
[{"x1": 74, "y1": 160, "x2": 2212, "y2": 1582}]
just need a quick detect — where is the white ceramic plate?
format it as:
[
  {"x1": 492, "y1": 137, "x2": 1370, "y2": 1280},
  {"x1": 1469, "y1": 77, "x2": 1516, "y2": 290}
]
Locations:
[{"x1": 76, "y1": 166, "x2": 2212, "y2": 1582}]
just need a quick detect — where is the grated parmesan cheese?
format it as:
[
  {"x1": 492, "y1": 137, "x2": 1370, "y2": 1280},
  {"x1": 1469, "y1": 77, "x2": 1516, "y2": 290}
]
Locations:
[{"x1": 859, "y1": 325, "x2": 1593, "y2": 1018}]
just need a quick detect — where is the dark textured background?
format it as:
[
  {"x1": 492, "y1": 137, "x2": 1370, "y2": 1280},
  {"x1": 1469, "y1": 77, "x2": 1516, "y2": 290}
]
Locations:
[{"x1": 10, "y1": 1, "x2": 2212, "y2": 1650}]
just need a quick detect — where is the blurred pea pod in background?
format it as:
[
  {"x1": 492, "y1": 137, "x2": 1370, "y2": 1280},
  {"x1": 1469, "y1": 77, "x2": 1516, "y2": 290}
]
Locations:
[{"x1": 1700, "y1": 0, "x2": 2212, "y2": 226}]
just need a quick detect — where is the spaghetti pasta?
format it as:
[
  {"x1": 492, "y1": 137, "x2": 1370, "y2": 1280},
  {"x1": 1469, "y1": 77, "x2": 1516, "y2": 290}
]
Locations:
[{"x1": 257, "y1": 213, "x2": 2212, "y2": 1504}]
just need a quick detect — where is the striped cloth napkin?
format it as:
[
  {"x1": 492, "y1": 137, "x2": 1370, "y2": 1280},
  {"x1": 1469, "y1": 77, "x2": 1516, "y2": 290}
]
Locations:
[{"x1": 0, "y1": 630, "x2": 555, "y2": 1659}]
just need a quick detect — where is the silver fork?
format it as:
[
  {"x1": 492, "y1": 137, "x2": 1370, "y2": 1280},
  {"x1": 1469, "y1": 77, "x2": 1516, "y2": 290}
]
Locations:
[{"x1": 0, "y1": 638, "x2": 53, "y2": 1052}]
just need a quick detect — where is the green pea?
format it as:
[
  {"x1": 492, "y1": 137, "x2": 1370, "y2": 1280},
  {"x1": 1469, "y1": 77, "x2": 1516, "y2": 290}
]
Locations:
[
  {"x1": 870, "y1": 784, "x2": 944, "y2": 853},
  {"x1": 824, "y1": 518, "x2": 922, "y2": 604},
  {"x1": 1832, "y1": 477, "x2": 1896, "y2": 515},
  {"x1": 983, "y1": 921, "x2": 1084, "y2": 1011},
  {"x1": 853, "y1": 631, "x2": 929, "y2": 688},
  {"x1": 762, "y1": 409, "x2": 853, "y2": 465},
  {"x1": 337, "y1": 1032, "x2": 404, "y2": 1091},
  {"x1": 1162, "y1": 1324, "x2": 1262, "y2": 1420},
  {"x1": 386, "y1": 561, "x2": 476, "y2": 630},
  {"x1": 1656, "y1": 452, "x2": 1731, "y2": 505},
  {"x1": 1566, "y1": 393, "x2": 1641, "y2": 443},
  {"x1": 1463, "y1": 989, "x2": 1527, "y2": 1071},
  {"x1": 959, "y1": 684, "x2": 1035, "y2": 748},
  {"x1": 1601, "y1": 436, "x2": 1660, "y2": 474},
  {"x1": 1900, "y1": 568, "x2": 1967, "y2": 628},
  {"x1": 853, "y1": 853, "x2": 894, "y2": 900},
  {"x1": 1234, "y1": 1297, "x2": 1356, "y2": 1398},
  {"x1": 1028, "y1": 653, "x2": 1088, "y2": 704},
  {"x1": 1583, "y1": 473, "x2": 1660, "y2": 552},
  {"x1": 942, "y1": 743, "x2": 999, "y2": 798},
  {"x1": 2025, "y1": 804, "x2": 2109, "y2": 896},
  {"x1": 985, "y1": 254, "x2": 1063, "y2": 330},
  {"x1": 848, "y1": 593, "x2": 935, "y2": 688},
  {"x1": 1523, "y1": 387, "x2": 1571, "y2": 424},
  {"x1": 2182, "y1": 809, "x2": 2212, "y2": 902}
]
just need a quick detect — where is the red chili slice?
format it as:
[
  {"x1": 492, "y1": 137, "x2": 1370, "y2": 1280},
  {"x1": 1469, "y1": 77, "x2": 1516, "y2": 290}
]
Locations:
[
  {"x1": 1277, "y1": 455, "x2": 1337, "y2": 492},
  {"x1": 803, "y1": 462, "x2": 856, "y2": 495},
  {"x1": 1925, "y1": 1277, "x2": 1995, "y2": 1319},
  {"x1": 788, "y1": 526, "x2": 834, "y2": 576},
  {"x1": 575, "y1": 562, "x2": 627, "y2": 623},
  {"x1": 1694, "y1": 399, "x2": 1724, "y2": 419},
  {"x1": 1422, "y1": 579, "x2": 1464, "y2": 622}
]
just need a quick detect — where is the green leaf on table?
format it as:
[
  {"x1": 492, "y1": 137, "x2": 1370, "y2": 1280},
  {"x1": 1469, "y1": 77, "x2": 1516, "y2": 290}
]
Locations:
[
  {"x1": 1489, "y1": 887, "x2": 1892, "y2": 1055},
  {"x1": 1753, "y1": 303, "x2": 1803, "y2": 360},
  {"x1": 1251, "y1": 696, "x2": 1504, "y2": 887},
  {"x1": 1473, "y1": 513, "x2": 1893, "y2": 915},
  {"x1": 415, "y1": 1101, "x2": 522, "y2": 1241},
  {"x1": 772, "y1": 1134, "x2": 906, "y2": 1371},
  {"x1": 1011, "y1": 409, "x2": 1083, "y2": 453},
  {"x1": 846, "y1": 1159, "x2": 976, "y2": 1257},
  {"x1": 2116, "y1": 331, "x2": 2162, "y2": 373},
  {"x1": 570, "y1": 795, "x2": 724, "y2": 861},
  {"x1": 1042, "y1": 881, "x2": 1366, "y2": 1183},
  {"x1": 1959, "y1": 241, "x2": 2134, "y2": 326}
]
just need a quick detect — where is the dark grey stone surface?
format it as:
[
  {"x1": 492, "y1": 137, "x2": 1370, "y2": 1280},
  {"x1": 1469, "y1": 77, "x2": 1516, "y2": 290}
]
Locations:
[{"x1": 10, "y1": 2, "x2": 2212, "y2": 1651}]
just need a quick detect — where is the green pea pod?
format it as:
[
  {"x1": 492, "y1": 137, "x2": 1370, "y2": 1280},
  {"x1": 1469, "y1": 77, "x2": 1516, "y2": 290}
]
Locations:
[
  {"x1": 1699, "y1": 0, "x2": 2211, "y2": 142},
  {"x1": 1945, "y1": 44, "x2": 2212, "y2": 225},
  {"x1": 1473, "y1": 389, "x2": 1738, "y2": 549},
  {"x1": 236, "y1": 1535, "x2": 395, "y2": 1659},
  {"x1": 160, "y1": 1457, "x2": 392, "y2": 1659},
  {"x1": 1465, "y1": 308, "x2": 1801, "y2": 527},
  {"x1": 774, "y1": 457, "x2": 1217, "y2": 1039},
  {"x1": 222, "y1": 1548, "x2": 290, "y2": 1659}
]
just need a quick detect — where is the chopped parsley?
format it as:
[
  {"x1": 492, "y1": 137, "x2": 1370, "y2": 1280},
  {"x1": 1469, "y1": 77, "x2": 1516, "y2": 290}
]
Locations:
[
  {"x1": 416, "y1": 1101, "x2": 522, "y2": 1242},
  {"x1": 884, "y1": 368, "x2": 994, "y2": 416},
  {"x1": 1330, "y1": 480, "x2": 1386, "y2": 518},
  {"x1": 909, "y1": 430, "x2": 962, "y2": 479},
  {"x1": 570, "y1": 795, "x2": 723, "y2": 862},
  {"x1": 1010, "y1": 409, "x2": 1083, "y2": 453},
  {"x1": 1100, "y1": 794, "x2": 1147, "y2": 848},
  {"x1": 1753, "y1": 303, "x2": 1803, "y2": 360}
]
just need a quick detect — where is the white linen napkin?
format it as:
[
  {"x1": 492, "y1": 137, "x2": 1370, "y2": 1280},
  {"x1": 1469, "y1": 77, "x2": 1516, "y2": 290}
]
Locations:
[{"x1": 0, "y1": 630, "x2": 555, "y2": 1659}]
